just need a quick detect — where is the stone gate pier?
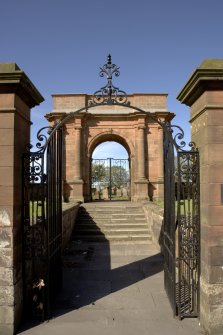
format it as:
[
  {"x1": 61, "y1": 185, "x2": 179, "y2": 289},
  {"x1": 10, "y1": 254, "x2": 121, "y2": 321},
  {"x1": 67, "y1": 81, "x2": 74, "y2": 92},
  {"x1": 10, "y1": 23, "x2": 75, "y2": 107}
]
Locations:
[
  {"x1": 0, "y1": 64, "x2": 43, "y2": 334},
  {"x1": 178, "y1": 59, "x2": 223, "y2": 335}
]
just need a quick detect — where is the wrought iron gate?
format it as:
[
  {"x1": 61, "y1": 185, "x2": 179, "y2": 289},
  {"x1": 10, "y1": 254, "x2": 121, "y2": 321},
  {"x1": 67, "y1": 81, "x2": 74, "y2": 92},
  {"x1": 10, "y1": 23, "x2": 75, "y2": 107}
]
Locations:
[
  {"x1": 21, "y1": 55, "x2": 200, "y2": 322},
  {"x1": 163, "y1": 126, "x2": 200, "y2": 318},
  {"x1": 91, "y1": 158, "x2": 130, "y2": 200},
  {"x1": 22, "y1": 125, "x2": 63, "y2": 320}
]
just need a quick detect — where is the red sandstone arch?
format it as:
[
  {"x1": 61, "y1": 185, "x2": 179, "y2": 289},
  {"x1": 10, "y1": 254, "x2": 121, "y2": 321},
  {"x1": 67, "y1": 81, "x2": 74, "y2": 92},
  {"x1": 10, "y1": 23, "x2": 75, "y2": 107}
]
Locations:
[
  {"x1": 88, "y1": 131, "x2": 133, "y2": 158},
  {"x1": 46, "y1": 93, "x2": 174, "y2": 202}
]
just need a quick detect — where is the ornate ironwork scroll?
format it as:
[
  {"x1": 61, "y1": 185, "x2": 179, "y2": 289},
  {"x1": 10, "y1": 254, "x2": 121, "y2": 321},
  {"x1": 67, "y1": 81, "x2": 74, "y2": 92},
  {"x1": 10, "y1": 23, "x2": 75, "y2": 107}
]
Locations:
[
  {"x1": 176, "y1": 150, "x2": 200, "y2": 318},
  {"x1": 163, "y1": 122, "x2": 200, "y2": 319},
  {"x1": 22, "y1": 125, "x2": 63, "y2": 320},
  {"x1": 90, "y1": 54, "x2": 129, "y2": 105}
]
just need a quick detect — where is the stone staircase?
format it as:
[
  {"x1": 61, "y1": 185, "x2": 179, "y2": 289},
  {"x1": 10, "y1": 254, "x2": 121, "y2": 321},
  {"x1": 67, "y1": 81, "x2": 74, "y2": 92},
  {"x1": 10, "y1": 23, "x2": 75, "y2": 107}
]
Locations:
[{"x1": 72, "y1": 201, "x2": 152, "y2": 243}]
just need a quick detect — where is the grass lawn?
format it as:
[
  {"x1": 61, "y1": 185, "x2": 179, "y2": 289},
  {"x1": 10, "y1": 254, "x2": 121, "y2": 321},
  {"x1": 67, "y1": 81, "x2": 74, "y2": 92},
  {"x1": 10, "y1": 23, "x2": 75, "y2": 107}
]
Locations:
[{"x1": 154, "y1": 199, "x2": 195, "y2": 215}]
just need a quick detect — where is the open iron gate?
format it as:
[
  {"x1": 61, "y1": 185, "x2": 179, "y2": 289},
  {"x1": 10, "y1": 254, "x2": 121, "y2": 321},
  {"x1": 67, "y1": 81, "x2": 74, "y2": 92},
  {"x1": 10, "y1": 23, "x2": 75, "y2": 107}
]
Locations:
[
  {"x1": 22, "y1": 126, "x2": 63, "y2": 320},
  {"x1": 163, "y1": 127, "x2": 200, "y2": 318},
  {"x1": 91, "y1": 158, "x2": 130, "y2": 200},
  {"x1": 22, "y1": 55, "x2": 200, "y2": 322}
]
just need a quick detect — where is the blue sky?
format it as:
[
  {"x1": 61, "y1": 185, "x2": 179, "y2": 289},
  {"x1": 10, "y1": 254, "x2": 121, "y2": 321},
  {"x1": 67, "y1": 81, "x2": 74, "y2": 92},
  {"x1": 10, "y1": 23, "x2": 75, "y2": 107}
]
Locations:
[{"x1": 1, "y1": 0, "x2": 223, "y2": 157}]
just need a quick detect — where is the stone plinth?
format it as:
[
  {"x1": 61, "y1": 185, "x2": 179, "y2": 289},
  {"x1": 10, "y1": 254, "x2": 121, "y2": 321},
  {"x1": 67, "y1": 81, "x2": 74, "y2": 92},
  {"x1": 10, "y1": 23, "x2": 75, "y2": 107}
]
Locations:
[
  {"x1": 0, "y1": 63, "x2": 43, "y2": 334},
  {"x1": 46, "y1": 94, "x2": 174, "y2": 203},
  {"x1": 177, "y1": 59, "x2": 223, "y2": 335}
]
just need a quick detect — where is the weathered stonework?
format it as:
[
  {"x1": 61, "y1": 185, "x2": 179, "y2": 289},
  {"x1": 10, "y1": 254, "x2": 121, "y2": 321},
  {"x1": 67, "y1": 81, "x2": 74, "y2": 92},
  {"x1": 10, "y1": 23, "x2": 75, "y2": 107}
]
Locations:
[
  {"x1": 0, "y1": 63, "x2": 43, "y2": 335},
  {"x1": 62, "y1": 202, "x2": 80, "y2": 250},
  {"x1": 178, "y1": 59, "x2": 223, "y2": 335},
  {"x1": 46, "y1": 94, "x2": 174, "y2": 203},
  {"x1": 142, "y1": 201, "x2": 164, "y2": 250}
]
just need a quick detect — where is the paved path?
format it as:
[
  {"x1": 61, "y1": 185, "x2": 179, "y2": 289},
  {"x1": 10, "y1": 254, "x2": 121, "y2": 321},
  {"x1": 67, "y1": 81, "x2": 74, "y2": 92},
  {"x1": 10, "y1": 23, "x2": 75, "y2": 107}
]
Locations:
[{"x1": 18, "y1": 241, "x2": 203, "y2": 335}]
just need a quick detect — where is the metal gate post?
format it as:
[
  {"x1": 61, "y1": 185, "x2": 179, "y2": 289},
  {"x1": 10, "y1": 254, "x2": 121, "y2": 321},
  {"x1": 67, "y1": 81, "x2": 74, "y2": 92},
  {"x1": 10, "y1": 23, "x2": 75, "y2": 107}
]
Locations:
[{"x1": 109, "y1": 158, "x2": 112, "y2": 200}]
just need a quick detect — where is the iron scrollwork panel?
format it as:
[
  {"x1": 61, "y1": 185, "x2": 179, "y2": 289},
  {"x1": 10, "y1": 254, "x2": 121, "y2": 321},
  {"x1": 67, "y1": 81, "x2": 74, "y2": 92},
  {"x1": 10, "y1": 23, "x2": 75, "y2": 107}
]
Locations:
[
  {"x1": 22, "y1": 152, "x2": 47, "y2": 320},
  {"x1": 176, "y1": 151, "x2": 200, "y2": 318},
  {"x1": 22, "y1": 125, "x2": 63, "y2": 320},
  {"x1": 163, "y1": 128, "x2": 177, "y2": 315}
]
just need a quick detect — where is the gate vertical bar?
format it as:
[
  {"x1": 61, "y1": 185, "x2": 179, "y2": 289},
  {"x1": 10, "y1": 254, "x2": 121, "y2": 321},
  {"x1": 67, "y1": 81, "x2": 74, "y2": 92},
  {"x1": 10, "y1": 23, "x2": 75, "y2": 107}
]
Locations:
[
  {"x1": 45, "y1": 126, "x2": 63, "y2": 318},
  {"x1": 109, "y1": 158, "x2": 112, "y2": 200},
  {"x1": 163, "y1": 127, "x2": 176, "y2": 315}
]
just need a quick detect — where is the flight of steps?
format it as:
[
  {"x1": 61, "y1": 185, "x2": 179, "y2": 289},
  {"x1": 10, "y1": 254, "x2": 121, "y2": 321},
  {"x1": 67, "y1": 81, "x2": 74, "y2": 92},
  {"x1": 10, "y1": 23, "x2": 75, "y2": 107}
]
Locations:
[{"x1": 72, "y1": 202, "x2": 152, "y2": 243}]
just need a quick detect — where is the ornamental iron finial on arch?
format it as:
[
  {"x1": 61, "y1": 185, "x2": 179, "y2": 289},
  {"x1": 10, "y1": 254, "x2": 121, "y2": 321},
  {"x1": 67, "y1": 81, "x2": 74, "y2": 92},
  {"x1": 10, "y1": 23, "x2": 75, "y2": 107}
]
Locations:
[{"x1": 90, "y1": 54, "x2": 129, "y2": 106}]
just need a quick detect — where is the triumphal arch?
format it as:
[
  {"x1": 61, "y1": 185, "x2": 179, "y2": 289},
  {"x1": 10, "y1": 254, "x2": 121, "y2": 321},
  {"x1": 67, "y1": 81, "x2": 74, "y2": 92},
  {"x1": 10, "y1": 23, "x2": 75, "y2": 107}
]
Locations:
[{"x1": 46, "y1": 93, "x2": 174, "y2": 202}]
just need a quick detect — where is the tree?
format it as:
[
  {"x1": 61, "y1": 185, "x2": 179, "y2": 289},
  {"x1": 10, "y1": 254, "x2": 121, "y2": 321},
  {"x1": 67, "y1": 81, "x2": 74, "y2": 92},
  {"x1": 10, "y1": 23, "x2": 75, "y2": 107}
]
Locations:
[
  {"x1": 109, "y1": 165, "x2": 129, "y2": 188},
  {"x1": 91, "y1": 161, "x2": 129, "y2": 188},
  {"x1": 91, "y1": 163, "x2": 107, "y2": 185}
]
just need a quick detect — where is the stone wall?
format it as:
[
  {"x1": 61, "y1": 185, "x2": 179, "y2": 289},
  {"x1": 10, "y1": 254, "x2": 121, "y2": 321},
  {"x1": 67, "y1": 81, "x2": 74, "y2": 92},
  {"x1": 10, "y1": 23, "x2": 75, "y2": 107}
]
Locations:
[
  {"x1": 177, "y1": 59, "x2": 223, "y2": 335},
  {"x1": 142, "y1": 201, "x2": 164, "y2": 251},
  {"x1": 62, "y1": 202, "x2": 80, "y2": 250}
]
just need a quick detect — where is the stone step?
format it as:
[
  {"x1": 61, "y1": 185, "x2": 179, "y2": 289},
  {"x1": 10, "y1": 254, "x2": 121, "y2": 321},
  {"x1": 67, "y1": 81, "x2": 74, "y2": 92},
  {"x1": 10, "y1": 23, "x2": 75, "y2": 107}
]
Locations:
[
  {"x1": 74, "y1": 223, "x2": 148, "y2": 229},
  {"x1": 76, "y1": 219, "x2": 148, "y2": 225},
  {"x1": 78, "y1": 212, "x2": 143, "y2": 217},
  {"x1": 73, "y1": 228, "x2": 148, "y2": 236},
  {"x1": 81, "y1": 203, "x2": 140, "y2": 208},
  {"x1": 74, "y1": 202, "x2": 150, "y2": 243},
  {"x1": 72, "y1": 234, "x2": 152, "y2": 242},
  {"x1": 78, "y1": 207, "x2": 142, "y2": 212},
  {"x1": 78, "y1": 212, "x2": 145, "y2": 219}
]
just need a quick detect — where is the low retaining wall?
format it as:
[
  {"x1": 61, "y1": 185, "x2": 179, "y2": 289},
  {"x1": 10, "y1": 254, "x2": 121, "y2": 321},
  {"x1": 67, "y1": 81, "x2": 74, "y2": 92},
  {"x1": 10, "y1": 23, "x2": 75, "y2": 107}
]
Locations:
[
  {"x1": 62, "y1": 202, "x2": 80, "y2": 250},
  {"x1": 142, "y1": 201, "x2": 164, "y2": 251}
]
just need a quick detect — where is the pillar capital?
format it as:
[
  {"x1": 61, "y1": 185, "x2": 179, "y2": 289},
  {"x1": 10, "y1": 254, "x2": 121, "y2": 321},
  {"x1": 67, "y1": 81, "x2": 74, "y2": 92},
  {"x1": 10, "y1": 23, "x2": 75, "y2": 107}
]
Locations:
[
  {"x1": 0, "y1": 63, "x2": 44, "y2": 107},
  {"x1": 137, "y1": 125, "x2": 146, "y2": 130},
  {"x1": 74, "y1": 125, "x2": 82, "y2": 130},
  {"x1": 177, "y1": 59, "x2": 223, "y2": 107}
]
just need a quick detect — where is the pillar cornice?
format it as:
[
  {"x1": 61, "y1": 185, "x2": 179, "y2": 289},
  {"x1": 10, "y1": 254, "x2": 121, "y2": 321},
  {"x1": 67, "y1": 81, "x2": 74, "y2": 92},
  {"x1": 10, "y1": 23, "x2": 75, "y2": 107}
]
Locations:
[
  {"x1": 0, "y1": 63, "x2": 44, "y2": 107},
  {"x1": 177, "y1": 59, "x2": 223, "y2": 107}
]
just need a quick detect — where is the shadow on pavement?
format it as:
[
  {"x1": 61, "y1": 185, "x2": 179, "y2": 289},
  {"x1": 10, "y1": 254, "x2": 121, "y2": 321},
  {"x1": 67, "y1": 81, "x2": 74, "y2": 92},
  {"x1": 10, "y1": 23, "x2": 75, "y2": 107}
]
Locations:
[{"x1": 18, "y1": 206, "x2": 163, "y2": 333}]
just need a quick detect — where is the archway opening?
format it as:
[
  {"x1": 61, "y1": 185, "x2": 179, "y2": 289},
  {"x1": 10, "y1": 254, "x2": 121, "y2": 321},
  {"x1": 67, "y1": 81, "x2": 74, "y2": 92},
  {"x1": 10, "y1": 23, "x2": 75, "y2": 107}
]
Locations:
[{"x1": 91, "y1": 141, "x2": 130, "y2": 201}]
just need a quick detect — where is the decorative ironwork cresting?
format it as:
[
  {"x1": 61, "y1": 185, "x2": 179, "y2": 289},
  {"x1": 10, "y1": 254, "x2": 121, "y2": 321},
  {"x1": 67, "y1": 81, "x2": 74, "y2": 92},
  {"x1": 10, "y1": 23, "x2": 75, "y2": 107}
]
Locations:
[{"x1": 90, "y1": 54, "x2": 129, "y2": 106}]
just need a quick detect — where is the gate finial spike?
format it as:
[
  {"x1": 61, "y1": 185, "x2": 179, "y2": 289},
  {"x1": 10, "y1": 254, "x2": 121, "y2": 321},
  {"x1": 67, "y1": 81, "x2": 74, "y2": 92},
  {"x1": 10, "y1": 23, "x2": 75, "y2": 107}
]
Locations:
[
  {"x1": 90, "y1": 55, "x2": 128, "y2": 106},
  {"x1": 107, "y1": 54, "x2": 112, "y2": 65}
]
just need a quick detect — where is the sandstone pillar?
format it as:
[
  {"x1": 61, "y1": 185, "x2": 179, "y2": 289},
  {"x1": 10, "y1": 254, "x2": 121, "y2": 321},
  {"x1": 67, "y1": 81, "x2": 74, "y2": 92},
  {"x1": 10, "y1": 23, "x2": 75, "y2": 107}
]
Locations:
[
  {"x1": 69, "y1": 121, "x2": 84, "y2": 202},
  {"x1": 74, "y1": 126, "x2": 82, "y2": 180},
  {"x1": 134, "y1": 121, "x2": 148, "y2": 201},
  {"x1": 137, "y1": 125, "x2": 146, "y2": 179},
  {"x1": 177, "y1": 59, "x2": 223, "y2": 335},
  {"x1": 157, "y1": 126, "x2": 164, "y2": 199},
  {"x1": 0, "y1": 63, "x2": 43, "y2": 334}
]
